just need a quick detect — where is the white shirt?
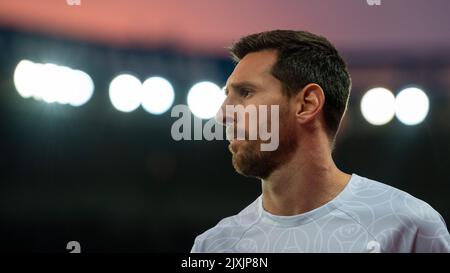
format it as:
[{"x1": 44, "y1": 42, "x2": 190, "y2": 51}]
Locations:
[{"x1": 191, "y1": 174, "x2": 450, "y2": 253}]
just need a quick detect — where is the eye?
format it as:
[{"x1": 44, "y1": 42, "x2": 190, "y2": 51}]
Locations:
[{"x1": 239, "y1": 88, "x2": 252, "y2": 98}]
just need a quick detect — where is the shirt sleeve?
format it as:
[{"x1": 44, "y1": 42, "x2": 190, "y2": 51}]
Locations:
[{"x1": 411, "y1": 209, "x2": 450, "y2": 253}]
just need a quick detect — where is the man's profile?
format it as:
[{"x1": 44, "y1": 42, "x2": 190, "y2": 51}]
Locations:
[{"x1": 191, "y1": 30, "x2": 450, "y2": 253}]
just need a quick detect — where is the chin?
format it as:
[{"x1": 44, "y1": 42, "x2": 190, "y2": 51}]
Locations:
[{"x1": 231, "y1": 146, "x2": 272, "y2": 179}]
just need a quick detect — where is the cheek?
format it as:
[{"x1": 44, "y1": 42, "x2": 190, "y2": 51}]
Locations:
[
  {"x1": 262, "y1": 103, "x2": 291, "y2": 132},
  {"x1": 235, "y1": 97, "x2": 289, "y2": 135},
  {"x1": 233, "y1": 108, "x2": 257, "y2": 135}
]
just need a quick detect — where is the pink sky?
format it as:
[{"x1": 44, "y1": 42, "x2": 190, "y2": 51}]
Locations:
[{"x1": 0, "y1": 0, "x2": 449, "y2": 55}]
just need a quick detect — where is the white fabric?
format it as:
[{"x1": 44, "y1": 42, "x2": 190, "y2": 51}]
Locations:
[{"x1": 191, "y1": 174, "x2": 450, "y2": 253}]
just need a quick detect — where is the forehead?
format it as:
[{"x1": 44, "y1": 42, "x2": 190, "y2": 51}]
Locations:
[{"x1": 227, "y1": 50, "x2": 278, "y2": 86}]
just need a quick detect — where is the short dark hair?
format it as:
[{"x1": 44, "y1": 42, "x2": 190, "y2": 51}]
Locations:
[{"x1": 229, "y1": 30, "x2": 351, "y2": 140}]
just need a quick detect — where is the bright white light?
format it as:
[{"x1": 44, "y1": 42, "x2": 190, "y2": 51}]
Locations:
[
  {"x1": 14, "y1": 60, "x2": 35, "y2": 98},
  {"x1": 31, "y1": 63, "x2": 46, "y2": 101},
  {"x1": 69, "y1": 70, "x2": 94, "y2": 107},
  {"x1": 187, "y1": 81, "x2": 225, "y2": 119},
  {"x1": 41, "y1": 63, "x2": 62, "y2": 104},
  {"x1": 53, "y1": 65, "x2": 73, "y2": 105},
  {"x1": 360, "y1": 87, "x2": 396, "y2": 126},
  {"x1": 109, "y1": 74, "x2": 142, "y2": 112},
  {"x1": 13, "y1": 59, "x2": 94, "y2": 106},
  {"x1": 141, "y1": 77, "x2": 175, "y2": 115},
  {"x1": 395, "y1": 87, "x2": 429, "y2": 126}
]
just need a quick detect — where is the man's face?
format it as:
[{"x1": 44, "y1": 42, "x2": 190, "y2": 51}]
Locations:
[{"x1": 218, "y1": 50, "x2": 298, "y2": 179}]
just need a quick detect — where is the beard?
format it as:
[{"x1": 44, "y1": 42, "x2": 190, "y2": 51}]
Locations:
[{"x1": 228, "y1": 109, "x2": 298, "y2": 179}]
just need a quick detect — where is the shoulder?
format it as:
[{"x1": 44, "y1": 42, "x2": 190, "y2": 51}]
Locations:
[
  {"x1": 338, "y1": 174, "x2": 450, "y2": 252},
  {"x1": 343, "y1": 174, "x2": 444, "y2": 224},
  {"x1": 191, "y1": 197, "x2": 261, "y2": 253}
]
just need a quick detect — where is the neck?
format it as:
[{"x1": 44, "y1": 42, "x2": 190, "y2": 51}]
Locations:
[{"x1": 261, "y1": 134, "x2": 351, "y2": 216}]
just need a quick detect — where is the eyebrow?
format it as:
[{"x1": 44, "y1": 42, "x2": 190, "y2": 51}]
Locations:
[{"x1": 224, "y1": 81, "x2": 260, "y2": 96}]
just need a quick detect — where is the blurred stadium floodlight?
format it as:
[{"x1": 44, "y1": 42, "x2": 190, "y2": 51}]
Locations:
[
  {"x1": 187, "y1": 81, "x2": 225, "y2": 119},
  {"x1": 395, "y1": 87, "x2": 429, "y2": 126},
  {"x1": 14, "y1": 59, "x2": 94, "y2": 107},
  {"x1": 109, "y1": 74, "x2": 142, "y2": 113},
  {"x1": 360, "y1": 87, "x2": 396, "y2": 126},
  {"x1": 141, "y1": 76, "x2": 175, "y2": 115},
  {"x1": 109, "y1": 74, "x2": 175, "y2": 114}
]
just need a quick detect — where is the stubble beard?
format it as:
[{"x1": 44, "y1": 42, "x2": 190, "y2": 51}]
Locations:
[{"x1": 229, "y1": 110, "x2": 298, "y2": 180}]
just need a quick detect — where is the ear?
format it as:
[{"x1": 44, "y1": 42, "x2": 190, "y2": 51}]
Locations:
[{"x1": 294, "y1": 83, "x2": 325, "y2": 124}]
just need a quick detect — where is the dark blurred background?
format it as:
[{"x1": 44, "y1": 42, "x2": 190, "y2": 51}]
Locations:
[{"x1": 0, "y1": 0, "x2": 449, "y2": 252}]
